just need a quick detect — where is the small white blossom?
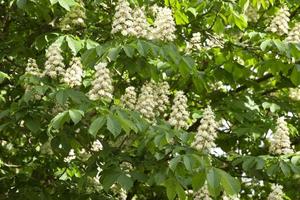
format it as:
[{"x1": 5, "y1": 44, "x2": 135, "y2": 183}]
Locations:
[
  {"x1": 91, "y1": 140, "x2": 103, "y2": 152},
  {"x1": 44, "y1": 43, "x2": 65, "y2": 78},
  {"x1": 136, "y1": 81, "x2": 157, "y2": 121},
  {"x1": 131, "y1": 7, "x2": 150, "y2": 38},
  {"x1": 289, "y1": 88, "x2": 300, "y2": 101},
  {"x1": 186, "y1": 32, "x2": 202, "y2": 53},
  {"x1": 194, "y1": 184, "x2": 212, "y2": 200},
  {"x1": 204, "y1": 34, "x2": 224, "y2": 49},
  {"x1": 267, "y1": 184, "x2": 285, "y2": 200},
  {"x1": 192, "y1": 106, "x2": 218, "y2": 151},
  {"x1": 269, "y1": 117, "x2": 293, "y2": 155},
  {"x1": 151, "y1": 7, "x2": 176, "y2": 41},
  {"x1": 121, "y1": 86, "x2": 137, "y2": 110},
  {"x1": 266, "y1": 6, "x2": 290, "y2": 35},
  {"x1": 63, "y1": 57, "x2": 83, "y2": 88},
  {"x1": 64, "y1": 149, "x2": 76, "y2": 163},
  {"x1": 111, "y1": 0, "x2": 134, "y2": 36},
  {"x1": 286, "y1": 23, "x2": 300, "y2": 43},
  {"x1": 25, "y1": 58, "x2": 41, "y2": 76},
  {"x1": 60, "y1": 4, "x2": 86, "y2": 31},
  {"x1": 168, "y1": 91, "x2": 189, "y2": 129},
  {"x1": 88, "y1": 62, "x2": 114, "y2": 100}
]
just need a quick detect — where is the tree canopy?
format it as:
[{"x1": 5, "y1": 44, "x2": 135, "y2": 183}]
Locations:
[{"x1": 1, "y1": 0, "x2": 300, "y2": 199}]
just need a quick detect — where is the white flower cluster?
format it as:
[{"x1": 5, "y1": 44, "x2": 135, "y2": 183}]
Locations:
[
  {"x1": 88, "y1": 62, "x2": 114, "y2": 100},
  {"x1": 269, "y1": 117, "x2": 293, "y2": 155},
  {"x1": 155, "y1": 81, "x2": 170, "y2": 116},
  {"x1": 60, "y1": 4, "x2": 86, "y2": 31},
  {"x1": 64, "y1": 149, "x2": 76, "y2": 163},
  {"x1": 63, "y1": 57, "x2": 83, "y2": 88},
  {"x1": 121, "y1": 86, "x2": 137, "y2": 110},
  {"x1": 246, "y1": 6, "x2": 259, "y2": 22},
  {"x1": 44, "y1": 43, "x2": 65, "y2": 78},
  {"x1": 168, "y1": 91, "x2": 189, "y2": 129},
  {"x1": 111, "y1": 1, "x2": 176, "y2": 41},
  {"x1": 111, "y1": 0, "x2": 134, "y2": 36},
  {"x1": 91, "y1": 139, "x2": 103, "y2": 152},
  {"x1": 25, "y1": 58, "x2": 41, "y2": 76},
  {"x1": 186, "y1": 32, "x2": 202, "y2": 53},
  {"x1": 204, "y1": 35, "x2": 224, "y2": 49},
  {"x1": 194, "y1": 184, "x2": 212, "y2": 200},
  {"x1": 151, "y1": 7, "x2": 176, "y2": 41},
  {"x1": 111, "y1": 184, "x2": 127, "y2": 200},
  {"x1": 131, "y1": 7, "x2": 150, "y2": 38},
  {"x1": 135, "y1": 81, "x2": 157, "y2": 121},
  {"x1": 286, "y1": 23, "x2": 300, "y2": 43},
  {"x1": 267, "y1": 184, "x2": 285, "y2": 200},
  {"x1": 266, "y1": 7, "x2": 290, "y2": 35},
  {"x1": 222, "y1": 194, "x2": 240, "y2": 200},
  {"x1": 192, "y1": 106, "x2": 218, "y2": 151},
  {"x1": 289, "y1": 88, "x2": 300, "y2": 100}
]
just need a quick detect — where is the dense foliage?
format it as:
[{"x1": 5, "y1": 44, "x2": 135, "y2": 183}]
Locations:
[{"x1": 1, "y1": 0, "x2": 300, "y2": 199}]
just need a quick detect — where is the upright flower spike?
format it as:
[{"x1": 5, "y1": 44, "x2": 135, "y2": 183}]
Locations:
[
  {"x1": 286, "y1": 23, "x2": 300, "y2": 43},
  {"x1": 194, "y1": 184, "x2": 212, "y2": 200},
  {"x1": 111, "y1": 0, "x2": 134, "y2": 36},
  {"x1": 88, "y1": 62, "x2": 114, "y2": 101},
  {"x1": 135, "y1": 81, "x2": 157, "y2": 121},
  {"x1": 131, "y1": 7, "x2": 150, "y2": 38},
  {"x1": 192, "y1": 106, "x2": 218, "y2": 151},
  {"x1": 155, "y1": 81, "x2": 170, "y2": 116},
  {"x1": 63, "y1": 57, "x2": 83, "y2": 88},
  {"x1": 168, "y1": 91, "x2": 189, "y2": 129},
  {"x1": 266, "y1": 6, "x2": 290, "y2": 35},
  {"x1": 269, "y1": 117, "x2": 293, "y2": 155},
  {"x1": 121, "y1": 86, "x2": 137, "y2": 110},
  {"x1": 151, "y1": 7, "x2": 176, "y2": 41},
  {"x1": 44, "y1": 43, "x2": 65, "y2": 78},
  {"x1": 25, "y1": 58, "x2": 41, "y2": 76},
  {"x1": 267, "y1": 184, "x2": 285, "y2": 200}
]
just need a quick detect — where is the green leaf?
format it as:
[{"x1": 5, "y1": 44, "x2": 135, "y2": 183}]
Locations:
[
  {"x1": 56, "y1": 89, "x2": 68, "y2": 105},
  {"x1": 192, "y1": 171, "x2": 206, "y2": 190},
  {"x1": 207, "y1": 168, "x2": 221, "y2": 197},
  {"x1": 107, "y1": 115, "x2": 122, "y2": 137},
  {"x1": 169, "y1": 156, "x2": 181, "y2": 171},
  {"x1": 165, "y1": 178, "x2": 177, "y2": 200},
  {"x1": 88, "y1": 116, "x2": 106, "y2": 136},
  {"x1": 58, "y1": 0, "x2": 76, "y2": 10},
  {"x1": 117, "y1": 174, "x2": 133, "y2": 191},
  {"x1": 136, "y1": 40, "x2": 148, "y2": 57},
  {"x1": 260, "y1": 39, "x2": 272, "y2": 51},
  {"x1": 291, "y1": 65, "x2": 300, "y2": 85},
  {"x1": 217, "y1": 169, "x2": 241, "y2": 195},
  {"x1": 123, "y1": 45, "x2": 135, "y2": 58},
  {"x1": 68, "y1": 109, "x2": 84, "y2": 124},
  {"x1": 50, "y1": 0, "x2": 58, "y2": 5},
  {"x1": 25, "y1": 118, "x2": 41, "y2": 133},
  {"x1": 0, "y1": 72, "x2": 10, "y2": 84},
  {"x1": 16, "y1": 0, "x2": 27, "y2": 9},
  {"x1": 279, "y1": 161, "x2": 291, "y2": 177},
  {"x1": 66, "y1": 36, "x2": 82, "y2": 55},
  {"x1": 183, "y1": 155, "x2": 192, "y2": 171},
  {"x1": 101, "y1": 169, "x2": 121, "y2": 191},
  {"x1": 50, "y1": 111, "x2": 69, "y2": 129},
  {"x1": 107, "y1": 46, "x2": 121, "y2": 61}
]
